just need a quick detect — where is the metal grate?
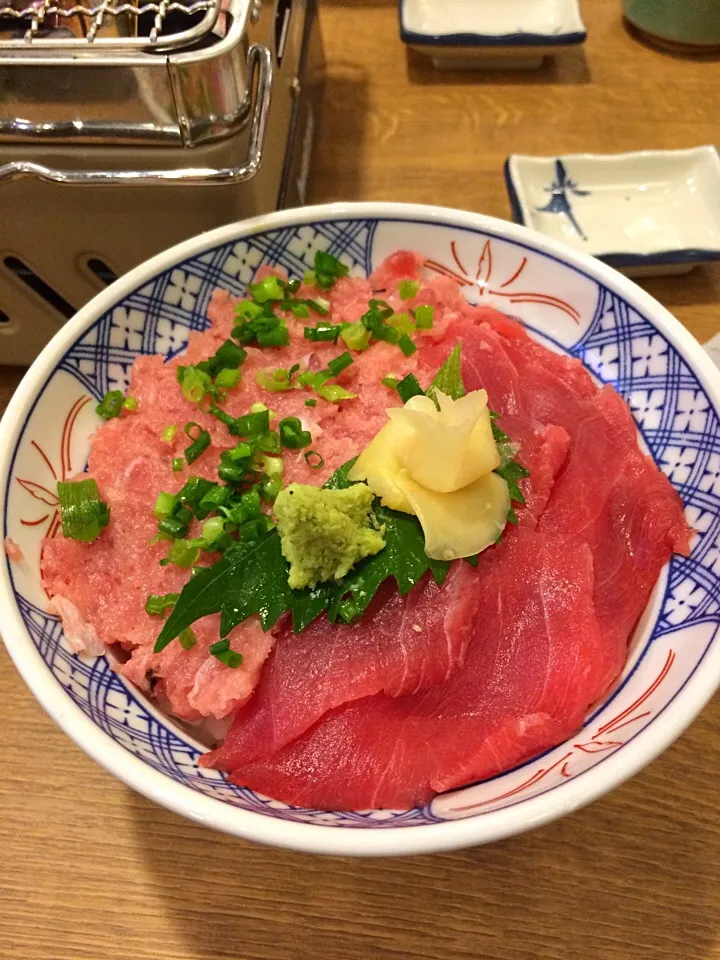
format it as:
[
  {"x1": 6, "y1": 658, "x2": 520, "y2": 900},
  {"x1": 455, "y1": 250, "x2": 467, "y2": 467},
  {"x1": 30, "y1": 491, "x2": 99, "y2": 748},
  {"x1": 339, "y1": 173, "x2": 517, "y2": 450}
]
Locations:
[{"x1": 0, "y1": 0, "x2": 221, "y2": 51}]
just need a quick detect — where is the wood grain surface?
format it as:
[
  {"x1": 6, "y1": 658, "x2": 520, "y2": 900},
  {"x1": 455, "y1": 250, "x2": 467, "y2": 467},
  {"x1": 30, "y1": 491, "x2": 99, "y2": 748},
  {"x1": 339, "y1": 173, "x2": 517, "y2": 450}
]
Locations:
[{"x1": 2, "y1": 2, "x2": 720, "y2": 958}]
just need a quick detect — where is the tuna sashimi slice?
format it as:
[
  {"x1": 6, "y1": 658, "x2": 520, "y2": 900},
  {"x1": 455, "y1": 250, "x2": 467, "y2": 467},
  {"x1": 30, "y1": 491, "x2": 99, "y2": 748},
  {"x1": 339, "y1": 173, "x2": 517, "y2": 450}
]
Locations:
[
  {"x1": 228, "y1": 532, "x2": 615, "y2": 810},
  {"x1": 201, "y1": 562, "x2": 480, "y2": 771},
  {"x1": 540, "y1": 385, "x2": 691, "y2": 649}
]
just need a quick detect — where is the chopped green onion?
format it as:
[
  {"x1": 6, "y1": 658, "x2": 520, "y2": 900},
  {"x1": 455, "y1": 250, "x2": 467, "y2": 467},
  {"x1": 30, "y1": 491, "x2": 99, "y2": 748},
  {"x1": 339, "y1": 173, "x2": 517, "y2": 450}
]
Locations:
[
  {"x1": 178, "y1": 627, "x2": 197, "y2": 651},
  {"x1": 260, "y1": 473, "x2": 283, "y2": 502},
  {"x1": 95, "y1": 390, "x2": 124, "y2": 420},
  {"x1": 316, "y1": 384, "x2": 357, "y2": 403},
  {"x1": 234, "y1": 300, "x2": 263, "y2": 320},
  {"x1": 373, "y1": 324, "x2": 399, "y2": 345},
  {"x1": 305, "y1": 398, "x2": 317, "y2": 407},
  {"x1": 304, "y1": 323, "x2": 341, "y2": 342},
  {"x1": 256, "y1": 369, "x2": 295, "y2": 393},
  {"x1": 360, "y1": 299, "x2": 394, "y2": 331},
  {"x1": 260, "y1": 455, "x2": 284, "y2": 478},
  {"x1": 296, "y1": 370, "x2": 329, "y2": 391},
  {"x1": 222, "y1": 488, "x2": 261, "y2": 524},
  {"x1": 340, "y1": 323, "x2": 371, "y2": 352},
  {"x1": 397, "y1": 333, "x2": 417, "y2": 357},
  {"x1": 256, "y1": 325, "x2": 290, "y2": 348},
  {"x1": 304, "y1": 450, "x2": 324, "y2": 469},
  {"x1": 290, "y1": 302, "x2": 311, "y2": 319},
  {"x1": 250, "y1": 402, "x2": 268, "y2": 414},
  {"x1": 279, "y1": 416, "x2": 312, "y2": 449},
  {"x1": 413, "y1": 305, "x2": 434, "y2": 330},
  {"x1": 158, "y1": 508, "x2": 192, "y2": 539},
  {"x1": 249, "y1": 275, "x2": 285, "y2": 303},
  {"x1": 198, "y1": 485, "x2": 231, "y2": 514},
  {"x1": 56, "y1": 479, "x2": 110, "y2": 543},
  {"x1": 304, "y1": 270, "x2": 317, "y2": 285},
  {"x1": 183, "y1": 423, "x2": 211, "y2": 464},
  {"x1": 178, "y1": 366, "x2": 212, "y2": 405},
  {"x1": 218, "y1": 448, "x2": 251, "y2": 484},
  {"x1": 239, "y1": 410, "x2": 272, "y2": 436},
  {"x1": 162, "y1": 424, "x2": 177, "y2": 444},
  {"x1": 145, "y1": 593, "x2": 179, "y2": 616},
  {"x1": 326, "y1": 352, "x2": 353, "y2": 377},
  {"x1": 122, "y1": 396, "x2": 138, "y2": 412},
  {"x1": 252, "y1": 430, "x2": 281, "y2": 455},
  {"x1": 396, "y1": 374, "x2": 425, "y2": 404},
  {"x1": 314, "y1": 250, "x2": 350, "y2": 291},
  {"x1": 215, "y1": 368, "x2": 242, "y2": 389},
  {"x1": 209, "y1": 637, "x2": 244, "y2": 668},
  {"x1": 202, "y1": 516, "x2": 226, "y2": 544},
  {"x1": 307, "y1": 298, "x2": 330, "y2": 316},
  {"x1": 162, "y1": 538, "x2": 201, "y2": 569},
  {"x1": 398, "y1": 280, "x2": 420, "y2": 301},
  {"x1": 388, "y1": 312, "x2": 415, "y2": 336},
  {"x1": 381, "y1": 375, "x2": 399, "y2": 389},
  {"x1": 172, "y1": 458, "x2": 184, "y2": 472},
  {"x1": 153, "y1": 491, "x2": 178, "y2": 520}
]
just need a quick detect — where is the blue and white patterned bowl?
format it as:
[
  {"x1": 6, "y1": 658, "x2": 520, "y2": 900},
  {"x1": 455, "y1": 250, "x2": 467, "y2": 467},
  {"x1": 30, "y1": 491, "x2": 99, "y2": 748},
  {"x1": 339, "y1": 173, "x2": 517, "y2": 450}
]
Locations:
[{"x1": 2, "y1": 202, "x2": 720, "y2": 857}]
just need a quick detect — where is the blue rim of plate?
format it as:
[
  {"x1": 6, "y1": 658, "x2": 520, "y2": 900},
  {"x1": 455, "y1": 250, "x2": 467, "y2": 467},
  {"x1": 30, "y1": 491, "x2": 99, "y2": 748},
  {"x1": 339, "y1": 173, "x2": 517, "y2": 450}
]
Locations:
[
  {"x1": 503, "y1": 157, "x2": 720, "y2": 269},
  {"x1": 399, "y1": 3, "x2": 587, "y2": 48}
]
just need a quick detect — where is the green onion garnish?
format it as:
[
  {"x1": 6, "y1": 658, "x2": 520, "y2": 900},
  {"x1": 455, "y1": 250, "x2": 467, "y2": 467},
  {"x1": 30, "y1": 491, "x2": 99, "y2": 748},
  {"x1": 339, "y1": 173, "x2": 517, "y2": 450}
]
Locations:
[
  {"x1": 256, "y1": 369, "x2": 295, "y2": 393},
  {"x1": 178, "y1": 366, "x2": 212, "y2": 405},
  {"x1": 314, "y1": 250, "x2": 350, "y2": 291},
  {"x1": 388, "y1": 312, "x2": 415, "y2": 337},
  {"x1": 306, "y1": 298, "x2": 330, "y2": 316},
  {"x1": 304, "y1": 450, "x2": 324, "y2": 469},
  {"x1": 413, "y1": 305, "x2": 434, "y2": 329},
  {"x1": 326, "y1": 352, "x2": 353, "y2": 377},
  {"x1": 290, "y1": 302, "x2": 311, "y2": 319},
  {"x1": 260, "y1": 474, "x2": 283, "y2": 502},
  {"x1": 256, "y1": 325, "x2": 290, "y2": 348},
  {"x1": 202, "y1": 516, "x2": 226, "y2": 544},
  {"x1": 183, "y1": 423, "x2": 211, "y2": 464},
  {"x1": 56, "y1": 479, "x2": 110, "y2": 543},
  {"x1": 304, "y1": 270, "x2": 317, "y2": 285},
  {"x1": 162, "y1": 424, "x2": 177, "y2": 444},
  {"x1": 145, "y1": 593, "x2": 180, "y2": 616},
  {"x1": 214, "y1": 368, "x2": 241, "y2": 389},
  {"x1": 304, "y1": 323, "x2": 341, "y2": 343},
  {"x1": 162, "y1": 538, "x2": 201, "y2": 569},
  {"x1": 253, "y1": 430, "x2": 282, "y2": 455},
  {"x1": 279, "y1": 416, "x2": 312, "y2": 449},
  {"x1": 172, "y1": 458, "x2": 184, "y2": 472},
  {"x1": 398, "y1": 280, "x2": 420, "y2": 301},
  {"x1": 340, "y1": 323, "x2": 371, "y2": 352},
  {"x1": 96, "y1": 390, "x2": 124, "y2": 420},
  {"x1": 122, "y1": 396, "x2": 138, "y2": 412},
  {"x1": 316, "y1": 384, "x2": 356, "y2": 403},
  {"x1": 178, "y1": 627, "x2": 197, "y2": 651},
  {"x1": 381, "y1": 375, "x2": 399, "y2": 389},
  {"x1": 305, "y1": 398, "x2": 317, "y2": 407},
  {"x1": 236, "y1": 410, "x2": 270, "y2": 436},
  {"x1": 397, "y1": 333, "x2": 417, "y2": 357},
  {"x1": 153, "y1": 491, "x2": 178, "y2": 520},
  {"x1": 209, "y1": 637, "x2": 244, "y2": 668},
  {"x1": 234, "y1": 300, "x2": 263, "y2": 320},
  {"x1": 248, "y1": 275, "x2": 285, "y2": 303},
  {"x1": 397, "y1": 374, "x2": 425, "y2": 404}
]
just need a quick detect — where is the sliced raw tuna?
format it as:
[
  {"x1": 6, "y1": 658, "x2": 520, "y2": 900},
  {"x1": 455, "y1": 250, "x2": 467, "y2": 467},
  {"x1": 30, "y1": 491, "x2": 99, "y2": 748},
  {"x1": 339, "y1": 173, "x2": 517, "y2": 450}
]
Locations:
[
  {"x1": 202, "y1": 561, "x2": 480, "y2": 771},
  {"x1": 539, "y1": 385, "x2": 691, "y2": 648},
  {"x1": 228, "y1": 532, "x2": 617, "y2": 810}
]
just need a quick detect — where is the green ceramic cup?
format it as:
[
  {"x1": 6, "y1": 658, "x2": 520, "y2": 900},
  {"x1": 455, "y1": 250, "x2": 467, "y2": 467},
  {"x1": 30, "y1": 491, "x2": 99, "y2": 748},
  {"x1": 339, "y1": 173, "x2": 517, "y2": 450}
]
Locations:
[{"x1": 624, "y1": 0, "x2": 720, "y2": 48}]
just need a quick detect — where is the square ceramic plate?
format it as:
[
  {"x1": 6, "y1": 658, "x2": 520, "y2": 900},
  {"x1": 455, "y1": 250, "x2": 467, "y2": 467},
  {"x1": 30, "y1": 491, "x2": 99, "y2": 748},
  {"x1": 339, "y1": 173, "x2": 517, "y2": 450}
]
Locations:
[
  {"x1": 399, "y1": 0, "x2": 586, "y2": 70},
  {"x1": 505, "y1": 147, "x2": 720, "y2": 277}
]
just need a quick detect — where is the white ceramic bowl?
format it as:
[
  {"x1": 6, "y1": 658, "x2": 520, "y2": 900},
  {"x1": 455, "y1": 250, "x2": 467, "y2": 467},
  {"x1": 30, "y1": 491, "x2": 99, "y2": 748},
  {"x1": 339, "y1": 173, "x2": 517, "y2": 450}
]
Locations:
[{"x1": 2, "y1": 202, "x2": 720, "y2": 857}]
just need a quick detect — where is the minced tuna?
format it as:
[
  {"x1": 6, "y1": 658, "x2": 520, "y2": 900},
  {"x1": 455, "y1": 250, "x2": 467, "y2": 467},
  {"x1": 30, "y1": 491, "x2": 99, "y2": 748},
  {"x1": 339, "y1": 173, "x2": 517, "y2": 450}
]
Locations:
[{"x1": 41, "y1": 252, "x2": 478, "y2": 721}]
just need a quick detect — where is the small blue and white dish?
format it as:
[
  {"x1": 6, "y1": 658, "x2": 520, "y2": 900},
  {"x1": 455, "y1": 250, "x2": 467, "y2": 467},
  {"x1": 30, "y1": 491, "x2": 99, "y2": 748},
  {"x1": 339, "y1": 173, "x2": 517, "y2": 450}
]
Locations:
[
  {"x1": 506, "y1": 147, "x2": 720, "y2": 277},
  {"x1": 400, "y1": 0, "x2": 586, "y2": 70}
]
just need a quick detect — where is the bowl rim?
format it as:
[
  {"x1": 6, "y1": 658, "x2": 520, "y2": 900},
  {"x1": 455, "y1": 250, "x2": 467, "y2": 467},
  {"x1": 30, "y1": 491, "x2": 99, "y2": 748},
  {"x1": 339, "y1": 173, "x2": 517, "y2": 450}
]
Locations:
[
  {"x1": 504, "y1": 148, "x2": 720, "y2": 266},
  {"x1": 3, "y1": 200, "x2": 720, "y2": 857}
]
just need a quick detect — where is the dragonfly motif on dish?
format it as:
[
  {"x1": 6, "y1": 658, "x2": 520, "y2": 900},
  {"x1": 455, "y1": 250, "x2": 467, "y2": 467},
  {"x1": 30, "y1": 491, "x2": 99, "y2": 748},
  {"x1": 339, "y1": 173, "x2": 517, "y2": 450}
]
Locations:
[{"x1": 537, "y1": 159, "x2": 591, "y2": 241}]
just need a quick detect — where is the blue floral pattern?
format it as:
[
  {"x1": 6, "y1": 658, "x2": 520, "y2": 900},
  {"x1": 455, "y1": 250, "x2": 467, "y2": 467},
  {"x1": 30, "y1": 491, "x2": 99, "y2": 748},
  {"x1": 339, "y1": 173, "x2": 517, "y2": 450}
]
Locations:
[{"x1": 5, "y1": 217, "x2": 720, "y2": 829}]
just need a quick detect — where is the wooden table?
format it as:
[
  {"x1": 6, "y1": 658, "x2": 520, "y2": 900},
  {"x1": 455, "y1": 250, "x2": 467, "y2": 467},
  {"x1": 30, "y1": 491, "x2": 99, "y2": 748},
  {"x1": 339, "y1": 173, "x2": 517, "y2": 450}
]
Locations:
[{"x1": 3, "y1": 2, "x2": 720, "y2": 958}]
